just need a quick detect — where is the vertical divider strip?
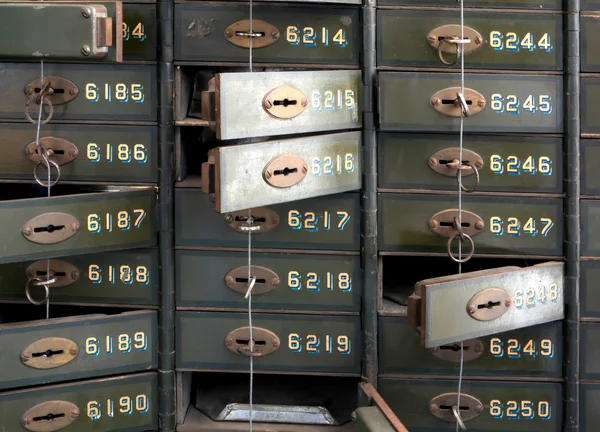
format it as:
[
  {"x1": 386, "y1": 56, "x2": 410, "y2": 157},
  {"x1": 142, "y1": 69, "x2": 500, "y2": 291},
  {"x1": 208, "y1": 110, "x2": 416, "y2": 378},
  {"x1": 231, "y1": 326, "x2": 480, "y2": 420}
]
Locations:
[
  {"x1": 361, "y1": 0, "x2": 378, "y2": 386},
  {"x1": 564, "y1": 0, "x2": 580, "y2": 428},
  {"x1": 158, "y1": 0, "x2": 176, "y2": 430}
]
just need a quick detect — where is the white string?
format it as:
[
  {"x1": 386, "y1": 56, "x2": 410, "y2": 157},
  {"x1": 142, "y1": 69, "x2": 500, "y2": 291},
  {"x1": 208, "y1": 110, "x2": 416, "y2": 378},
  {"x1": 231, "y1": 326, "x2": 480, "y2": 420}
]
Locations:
[{"x1": 247, "y1": 0, "x2": 254, "y2": 429}]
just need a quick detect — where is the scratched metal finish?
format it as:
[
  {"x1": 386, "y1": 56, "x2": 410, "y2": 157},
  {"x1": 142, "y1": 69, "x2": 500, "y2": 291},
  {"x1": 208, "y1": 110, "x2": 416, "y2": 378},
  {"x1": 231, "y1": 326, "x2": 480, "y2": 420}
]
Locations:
[
  {"x1": 379, "y1": 72, "x2": 562, "y2": 134},
  {"x1": 176, "y1": 311, "x2": 361, "y2": 374},
  {"x1": 0, "y1": 249, "x2": 159, "y2": 307},
  {"x1": 0, "y1": 311, "x2": 156, "y2": 391},
  {"x1": 0, "y1": 372, "x2": 158, "y2": 431},
  {"x1": 378, "y1": 378, "x2": 562, "y2": 431},
  {"x1": 378, "y1": 10, "x2": 562, "y2": 70},
  {"x1": 176, "y1": 250, "x2": 361, "y2": 312}
]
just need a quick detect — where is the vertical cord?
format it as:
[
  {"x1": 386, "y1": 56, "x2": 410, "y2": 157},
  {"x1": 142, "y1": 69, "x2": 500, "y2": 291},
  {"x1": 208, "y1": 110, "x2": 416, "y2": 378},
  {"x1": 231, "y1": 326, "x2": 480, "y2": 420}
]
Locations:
[{"x1": 247, "y1": 1, "x2": 254, "y2": 430}]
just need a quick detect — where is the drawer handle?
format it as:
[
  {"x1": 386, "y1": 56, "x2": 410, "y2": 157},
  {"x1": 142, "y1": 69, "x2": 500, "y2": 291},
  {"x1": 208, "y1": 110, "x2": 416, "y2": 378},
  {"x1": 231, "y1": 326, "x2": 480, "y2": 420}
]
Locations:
[
  {"x1": 428, "y1": 209, "x2": 484, "y2": 238},
  {"x1": 21, "y1": 337, "x2": 79, "y2": 369},
  {"x1": 21, "y1": 401, "x2": 79, "y2": 431},
  {"x1": 263, "y1": 154, "x2": 308, "y2": 188},
  {"x1": 428, "y1": 339, "x2": 484, "y2": 362},
  {"x1": 262, "y1": 85, "x2": 308, "y2": 120},
  {"x1": 467, "y1": 288, "x2": 512, "y2": 321},
  {"x1": 430, "y1": 87, "x2": 486, "y2": 117},
  {"x1": 26, "y1": 259, "x2": 80, "y2": 288},
  {"x1": 224, "y1": 207, "x2": 280, "y2": 234},
  {"x1": 225, "y1": 19, "x2": 280, "y2": 48},
  {"x1": 225, "y1": 265, "x2": 280, "y2": 296},
  {"x1": 429, "y1": 393, "x2": 483, "y2": 423},
  {"x1": 22, "y1": 213, "x2": 80, "y2": 245},
  {"x1": 225, "y1": 326, "x2": 280, "y2": 358}
]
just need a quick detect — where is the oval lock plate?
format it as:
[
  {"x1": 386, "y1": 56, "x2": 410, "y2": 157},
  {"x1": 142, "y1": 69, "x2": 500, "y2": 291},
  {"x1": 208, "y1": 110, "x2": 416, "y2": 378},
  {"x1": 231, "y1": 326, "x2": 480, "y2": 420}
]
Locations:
[
  {"x1": 263, "y1": 154, "x2": 308, "y2": 188},
  {"x1": 430, "y1": 87, "x2": 486, "y2": 117},
  {"x1": 22, "y1": 213, "x2": 80, "y2": 245},
  {"x1": 262, "y1": 85, "x2": 308, "y2": 120},
  {"x1": 25, "y1": 137, "x2": 79, "y2": 166},
  {"x1": 21, "y1": 400, "x2": 79, "y2": 432},
  {"x1": 24, "y1": 76, "x2": 79, "y2": 105},
  {"x1": 21, "y1": 337, "x2": 79, "y2": 369},
  {"x1": 225, "y1": 326, "x2": 280, "y2": 357},
  {"x1": 467, "y1": 288, "x2": 512, "y2": 321},
  {"x1": 429, "y1": 393, "x2": 483, "y2": 422},
  {"x1": 428, "y1": 339, "x2": 484, "y2": 362},
  {"x1": 428, "y1": 147, "x2": 483, "y2": 178},
  {"x1": 224, "y1": 19, "x2": 280, "y2": 49},
  {"x1": 225, "y1": 265, "x2": 280, "y2": 296},
  {"x1": 428, "y1": 209, "x2": 484, "y2": 238},
  {"x1": 26, "y1": 259, "x2": 80, "y2": 288},
  {"x1": 427, "y1": 25, "x2": 484, "y2": 55},
  {"x1": 224, "y1": 207, "x2": 280, "y2": 234}
]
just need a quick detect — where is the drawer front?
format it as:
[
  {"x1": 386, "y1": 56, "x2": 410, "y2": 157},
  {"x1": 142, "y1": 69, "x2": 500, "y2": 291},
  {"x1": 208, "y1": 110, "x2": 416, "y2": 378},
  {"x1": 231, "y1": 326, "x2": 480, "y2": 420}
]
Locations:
[
  {"x1": 175, "y1": 4, "x2": 360, "y2": 65},
  {"x1": 378, "y1": 10, "x2": 562, "y2": 71},
  {"x1": 176, "y1": 311, "x2": 361, "y2": 374},
  {"x1": 0, "y1": 311, "x2": 157, "y2": 390},
  {"x1": 582, "y1": 78, "x2": 600, "y2": 134},
  {"x1": 0, "y1": 189, "x2": 157, "y2": 265},
  {"x1": 377, "y1": 0, "x2": 561, "y2": 9},
  {"x1": 0, "y1": 249, "x2": 159, "y2": 307},
  {"x1": 583, "y1": 0, "x2": 600, "y2": 11},
  {"x1": 379, "y1": 316, "x2": 562, "y2": 378},
  {"x1": 582, "y1": 383, "x2": 600, "y2": 432},
  {"x1": 378, "y1": 193, "x2": 563, "y2": 256},
  {"x1": 0, "y1": 372, "x2": 158, "y2": 431},
  {"x1": 582, "y1": 260, "x2": 600, "y2": 318},
  {"x1": 123, "y1": 4, "x2": 157, "y2": 62},
  {"x1": 582, "y1": 140, "x2": 600, "y2": 195},
  {"x1": 379, "y1": 72, "x2": 562, "y2": 134},
  {"x1": 0, "y1": 63, "x2": 157, "y2": 122},
  {"x1": 379, "y1": 378, "x2": 562, "y2": 431},
  {"x1": 176, "y1": 250, "x2": 361, "y2": 312},
  {"x1": 581, "y1": 323, "x2": 600, "y2": 379},
  {"x1": 0, "y1": 123, "x2": 157, "y2": 183},
  {"x1": 582, "y1": 200, "x2": 600, "y2": 256},
  {"x1": 378, "y1": 133, "x2": 562, "y2": 194},
  {"x1": 175, "y1": 189, "x2": 360, "y2": 251}
]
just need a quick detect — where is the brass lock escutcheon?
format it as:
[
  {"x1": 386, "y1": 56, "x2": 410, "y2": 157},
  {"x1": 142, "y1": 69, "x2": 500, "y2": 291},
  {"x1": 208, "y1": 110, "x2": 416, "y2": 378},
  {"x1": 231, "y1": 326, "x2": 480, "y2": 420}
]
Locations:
[
  {"x1": 430, "y1": 87, "x2": 486, "y2": 117},
  {"x1": 21, "y1": 400, "x2": 79, "y2": 432},
  {"x1": 262, "y1": 85, "x2": 308, "y2": 119},
  {"x1": 25, "y1": 137, "x2": 79, "y2": 166},
  {"x1": 428, "y1": 339, "x2": 484, "y2": 362},
  {"x1": 428, "y1": 209, "x2": 484, "y2": 238},
  {"x1": 21, "y1": 337, "x2": 79, "y2": 369},
  {"x1": 427, "y1": 25, "x2": 484, "y2": 54},
  {"x1": 26, "y1": 259, "x2": 80, "y2": 288},
  {"x1": 429, "y1": 393, "x2": 483, "y2": 423},
  {"x1": 224, "y1": 207, "x2": 280, "y2": 233},
  {"x1": 24, "y1": 76, "x2": 79, "y2": 105},
  {"x1": 225, "y1": 326, "x2": 280, "y2": 357},
  {"x1": 22, "y1": 213, "x2": 80, "y2": 245},
  {"x1": 225, "y1": 265, "x2": 280, "y2": 296},
  {"x1": 428, "y1": 148, "x2": 483, "y2": 178},
  {"x1": 467, "y1": 288, "x2": 512, "y2": 321},
  {"x1": 263, "y1": 154, "x2": 308, "y2": 188},
  {"x1": 224, "y1": 19, "x2": 280, "y2": 48}
]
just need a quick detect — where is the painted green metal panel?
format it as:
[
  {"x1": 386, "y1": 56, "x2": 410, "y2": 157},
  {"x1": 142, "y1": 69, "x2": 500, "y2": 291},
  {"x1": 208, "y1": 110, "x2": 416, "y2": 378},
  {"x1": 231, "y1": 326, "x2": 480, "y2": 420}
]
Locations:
[
  {"x1": 581, "y1": 200, "x2": 600, "y2": 256},
  {"x1": 581, "y1": 261, "x2": 600, "y2": 317},
  {"x1": 123, "y1": 4, "x2": 157, "y2": 61},
  {"x1": 581, "y1": 140, "x2": 600, "y2": 195},
  {"x1": 580, "y1": 323, "x2": 600, "y2": 379},
  {"x1": 378, "y1": 0, "x2": 561, "y2": 9},
  {"x1": 581, "y1": 78, "x2": 600, "y2": 134},
  {"x1": 581, "y1": 383, "x2": 600, "y2": 432}
]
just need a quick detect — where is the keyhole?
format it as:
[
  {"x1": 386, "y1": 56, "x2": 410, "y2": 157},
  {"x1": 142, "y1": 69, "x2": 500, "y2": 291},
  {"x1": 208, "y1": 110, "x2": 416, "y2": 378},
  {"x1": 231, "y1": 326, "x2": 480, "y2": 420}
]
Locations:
[
  {"x1": 235, "y1": 277, "x2": 266, "y2": 284},
  {"x1": 235, "y1": 216, "x2": 266, "y2": 223},
  {"x1": 36, "y1": 270, "x2": 66, "y2": 277},
  {"x1": 34, "y1": 224, "x2": 65, "y2": 233},
  {"x1": 35, "y1": 148, "x2": 64, "y2": 156},
  {"x1": 441, "y1": 99, "x2": 472, "y2": 105},
  {"x1": 440, "y1": 344, "x2": 470, "y2": 352},
  {"x1": 32, "y1": 349, "x2": 64, "y2": 358},
  {"x1": 478, "y1": 301, "x2": 501, "y2": 309},
  {"x1": 440, "y1": 221, "x2": 470, "y2": 228},
  {"x1": 35, "y1": 87, "x2": 64, "y2": 94},
  {"x1": 439, "y1": 159, "x2": 469, "y2": 165},
  {"x1": 236, "y1": 339, "x2": 266, "y2": 346},
  {"x1": 440, "y1": 405, "x2": 470, "y2": 412},
  {"x1": 274, "y1": 167, "x2": 298, "y2": 176},
  {"x1": 33, "y1": 412, "x2": 66, "y2": 422},
  {"x1": 273, "y1": 98, "x2": 297, "y2": 107}
]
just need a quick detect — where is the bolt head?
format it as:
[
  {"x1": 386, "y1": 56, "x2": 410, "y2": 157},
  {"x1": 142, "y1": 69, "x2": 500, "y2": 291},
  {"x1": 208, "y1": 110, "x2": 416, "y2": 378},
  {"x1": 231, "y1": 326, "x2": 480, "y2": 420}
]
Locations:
[
  {"x1": 81, "y1": 45, "x2": 91, "y2": 56},
  {"x1": 71, "y1": 409, "x2": 80, "y2": 418},
  {"x1": 272, "y1": 340, "x2": 280, "y2": 348},
  {"x1": 505, "y1": 298, "x2": 512, "y2": 307},
  {"x1": 475, "y1": 220, "x2": 484, "y2": 230},
  {"x1": 475, "y1": 404, "x2": 483, "y2": 413},
  {"x1": 225, "y1": 338, "x2": 233, "y2": 346},
  {"x1": 429, "y1": 403, "x2": 438, "y2": 412},
  {"x1": 427, "y1": 35, "x2": 437, "y2": 43},
  {"x1": 70, "y1": 346, "x2": 79, "y2": 356},
  {"x1": 428, "y1": 219, "x2": 439, "y2": 230},
  {"x1": 468, "y1": 304, "x2": 477, "y2": 314},
  {"x1": 225, "y1": 276, "x2": 234, "y2": 286},
  {"x1": 20, "y1": 353, "x2": 30, "y2": 362},
  {"x1": 72, "y1": 270, "x2": 80, "y2": 280},
  {"x1": 430, "y1": 97, "x2": 440, "y2": 106},
  {"x1": 301, "y1": 165, "x2": 308, "y2": 174},
  {"x1": 263, "y1": 99, "x2": 273, "y2": 109},
  {"x1": 72, "y1": 221, "x2": 80, "y2": 232},
  {"x1": 475, "y1": 343, "x2": 484, "y2": 353},
  {"x1": 81, "y1": 7, "x2": 91, "y2": 18},
  {"x1": 70, "y1": 87, "x2": 79, "y2": 96},
  {"x1": 429, "y1": 157, "x2": 438, "y2": 167},
  {"x1": 475, "y1": 36, "x2": 483, "y2": 45},
  {"x1": 431, "y1": 346, "x2": 440, "y2": 353},
  {"x1": 264, "y1": 170, "x2": 272, "y2": 179},
  {"x1": 271, "y1": 31, "x2": 279, "y2": 38},
  {"x1": 25, "y1": 86, "x2": 34, "y2": 96},
  {"x1": 23, "y1": 227, "x2": 33, "y2": 236},
  {"x1": 21, "y1": 418, "x2": 30, "y2": 426},
  {"x1": 224, "y1": 214, "x2": 233, "y2": 223},
  {"x1": 271, "y1": 277, "x2": 280, "y2": 286},
  {"x1": 477, "y1": 99, "x2": 486, "y2": 108},
  {"x1": 301, "y1": 97, "x2": 308, "y2": 107}
]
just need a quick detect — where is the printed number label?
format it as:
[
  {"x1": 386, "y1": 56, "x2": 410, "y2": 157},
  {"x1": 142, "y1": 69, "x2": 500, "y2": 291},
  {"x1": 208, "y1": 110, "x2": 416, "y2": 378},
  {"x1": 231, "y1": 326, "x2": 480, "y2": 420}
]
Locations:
[
  {"x1": 490, "y1": 338, "x2": 554, "y2": 358},
  {"x1": 490, "y1": 155, "x2": 552, "y2": 176},
  {"x1": 311, "y1": 90, "x2": 356, "y2": 111},
  {"x1": 123, "y1": 22, "x2": 146, "y2": 41},
  {"x1": 85, "y1": 332, "x2": 148, "y2": 356},
  {"x1": 490, "y1": 94, "x2": 552, "y2": 115},
  {"x1": 311, "y1": 153, "x2": 355, "y2": 176},
  {"x1": 514, "y1": 283, "x2": 559, "y2": 308},
  {"x1": 489, "y1": 31, "x2": 553, "y2": 52},
  {"x1": 286, "y1": 26, "x2": 348, "y2": 48},
  {"x1": 87, "y1": 143, "x2": 148, "y2": 164},
  {"x1": 85, "y1": 83, "x2": 145, "y2": 104},
  {"x1": 489, "y1": 216, "x2": 553, "y2": 237},
  {"x1": 88, "y1": 264, "x2": 150, "y2": 285},
  {"x1": 287, "y1": 271, "x2": 352, "y2": 292},
  {"x1": 87, "y1": 394, "x2": 149, "y2": 420},
  {"x1": 288, "y1": 333, "x2": 351, "y2": 354},
  {"x1": 287, "y1": 210, "x2": 351, "y2": 232},
  {"x1": 87, "y1": 209, "x2": 147, "y2": 234},
  {"x1": 490, "y1": 400, "x2": 552, "y2": 420}
]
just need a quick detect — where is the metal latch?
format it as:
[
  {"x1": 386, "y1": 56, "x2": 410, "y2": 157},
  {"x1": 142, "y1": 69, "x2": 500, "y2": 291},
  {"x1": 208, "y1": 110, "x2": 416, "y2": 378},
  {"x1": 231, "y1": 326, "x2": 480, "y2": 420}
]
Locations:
[
  {"x1": 21, "y1": 338, "x2": 79, "y2": 369},
  {"x1": 428, "y1": 209, "x2": 484, "y2": 238},
  {"x1": 225, "y1": 265, "x2": 280, "y2": 296},
  {"x1": 427, "y1": 25, "x2": 483, "y2": 65},
  {"x1": 262, "y1": 85, "x2": 308, "y2": 119},
  {"x1": 224, "y1": 207, "x2": 280, "y2": 233},
  {"x1": 25, "y1": 77, "x2": 79, "y2": 106},
  {"x1": 428, "y1": 148, "x2": 483, "y2": 178},
  {"x1": 429, "y1": 393, "x2": 483, "y2": 423},
  {"x1": 430, "y1": 87, "x2": 486, "y2": 117},
  {"x1": 428, "y1": 339, "x2": 484, "y2": 362},
  {"x1": 224, "y1": 19, "x2": 280, "y2": 48},
  {"x1": 225, "y1": 326, "x2": 280, "y2": 357},
  {"x1": 25, "y1": 137, "x2": 79, "y2": 167},
  {"x1": 26, "y1": 259, "x2": 80, "y2": 288},
  {"x1": 22, "y1": 213, "x2": 80, "y2": 245},
  {"x1": 21, "y1": 401, "x2": 80, "y2": 431}
]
